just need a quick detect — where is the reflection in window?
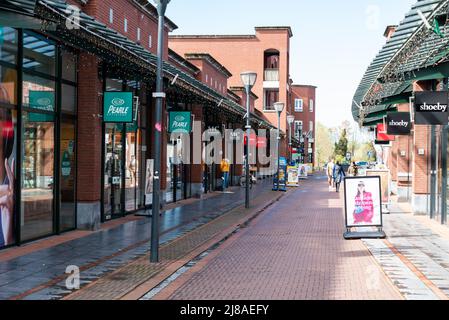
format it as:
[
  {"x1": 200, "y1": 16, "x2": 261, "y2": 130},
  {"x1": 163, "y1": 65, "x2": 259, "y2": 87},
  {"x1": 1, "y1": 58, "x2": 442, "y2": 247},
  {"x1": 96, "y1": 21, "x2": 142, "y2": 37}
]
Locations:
[
  {"x1": 22, "y1": 74, "x2": 55, "y2": 110},
  {"x1": 23, "y1": 32, "x2": 55, "y2": 76},
  {"x1": 61, "y1": 50, "x2": 77, "y2": 82},
  {"x1": 0, "y1": 66, "x2": 17, "y2": 106},
  {"x1": 0, "y1": 27, "x2": 17, "y2": 65},
  {"x1": 61, "y1": 84, "x2": 76, "y2": 114},
  {"x1": 21, "y1": 112, "x2": 54, "y2": 241}
]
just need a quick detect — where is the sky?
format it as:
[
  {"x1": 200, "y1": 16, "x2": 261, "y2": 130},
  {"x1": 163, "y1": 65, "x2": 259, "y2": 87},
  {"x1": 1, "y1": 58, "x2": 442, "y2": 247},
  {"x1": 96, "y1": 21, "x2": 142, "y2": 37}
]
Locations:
[{"x1": 161, "y1": 0, "x2": 416, "y2": 128}]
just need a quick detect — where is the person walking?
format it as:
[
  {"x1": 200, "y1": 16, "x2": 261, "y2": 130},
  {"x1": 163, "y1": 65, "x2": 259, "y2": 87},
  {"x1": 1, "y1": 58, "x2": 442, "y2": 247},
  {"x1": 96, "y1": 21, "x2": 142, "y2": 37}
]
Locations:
[
  {"x1": 348, "y1": 161, "x2": 358, "y2": 177},
  {"x1": 220, "y1": 158, "x2": 230, "y2": 191},
  {"x1": 326, "y1": 159, "x2": 335, "y2": 191},
  {"x1": 333, "y1": 161, "x2": 346, "y2": 192}
]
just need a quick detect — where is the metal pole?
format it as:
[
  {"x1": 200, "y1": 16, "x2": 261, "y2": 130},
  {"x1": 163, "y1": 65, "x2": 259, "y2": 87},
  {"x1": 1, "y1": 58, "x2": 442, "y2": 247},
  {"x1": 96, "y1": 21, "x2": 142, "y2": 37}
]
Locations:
[
  {"x1": 288, "y1": 123, "x2": 292, "y2": 162},
  {"x1": 245, "y1": 85, "x2": 251, "y2": 208},
  {"x1": 442, "y1": 126, "x2": 448, "y2": 225},
  {"x1": 277, "y1": 112, "x2": 281, "y2": 191},
  {"x1": 151, "y1": 1, "x2": 168, "y2": 263},
  {"x1": 430, "y1": 125, "x2": 437, "y2": 220}
]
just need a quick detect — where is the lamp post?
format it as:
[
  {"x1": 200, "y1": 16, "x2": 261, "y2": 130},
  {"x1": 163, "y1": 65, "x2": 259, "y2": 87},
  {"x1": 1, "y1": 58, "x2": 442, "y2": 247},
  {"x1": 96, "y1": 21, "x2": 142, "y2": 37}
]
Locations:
[
  {"x1": 273, "y1": 102, "x2": 285, "y2": 191},
  {"x1": 150, "y1": 0, "x2": 170, "y2": 263},
  {"x1": 240, "y1": 71, "x2": 257, "y2": 209},
  {"x1": 287, "y1": 115, "x2": 295, "y2": 162}
]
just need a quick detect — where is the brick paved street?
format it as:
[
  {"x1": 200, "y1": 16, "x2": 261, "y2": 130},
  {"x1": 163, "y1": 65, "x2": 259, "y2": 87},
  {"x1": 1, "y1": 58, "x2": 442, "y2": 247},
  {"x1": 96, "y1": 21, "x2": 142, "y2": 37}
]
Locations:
[{"x1": 152, "y1": 175, "x2": 403, "y2": 300}]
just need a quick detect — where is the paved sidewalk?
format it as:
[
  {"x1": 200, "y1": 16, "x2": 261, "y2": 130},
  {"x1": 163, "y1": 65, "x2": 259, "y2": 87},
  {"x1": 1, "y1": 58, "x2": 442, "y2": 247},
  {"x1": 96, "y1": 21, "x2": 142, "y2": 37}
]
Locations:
[
  {"x1": 0, "y1": 179, "x2": 273, "y2": 300},
  {"x1": 362, "y1": 204, "x2": 449, "y2": 300},
  {"x1": 153, "y1": 175, "x2": 402, "y2": 300}
]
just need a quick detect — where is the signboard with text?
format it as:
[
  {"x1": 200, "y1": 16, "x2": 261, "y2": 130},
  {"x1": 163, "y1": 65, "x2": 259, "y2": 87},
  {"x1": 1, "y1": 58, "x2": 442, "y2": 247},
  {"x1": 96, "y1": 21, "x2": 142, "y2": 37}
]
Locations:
[
  {"x1": 414, "y1": 91, "x2": 449, "y2": 125},
  {"x1": 386, "y1": 112, "x2": 411, "y2": 135},
  {"x1": 103, "y1": 92, "x2": 134, "y2": 123},
  {"x1": 29, "y1": 91, "x2": 54, "y2": 122},
  {"x1": 168, "y1": 111, "x2": 192, "y2": 133}
]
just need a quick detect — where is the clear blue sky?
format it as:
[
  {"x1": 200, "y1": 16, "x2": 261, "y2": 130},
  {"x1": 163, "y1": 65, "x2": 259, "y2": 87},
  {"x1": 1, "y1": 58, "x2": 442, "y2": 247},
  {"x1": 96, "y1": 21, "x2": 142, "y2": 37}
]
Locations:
[{"x1": 161, "y1": 0, "x2": 416, "y2": 128}]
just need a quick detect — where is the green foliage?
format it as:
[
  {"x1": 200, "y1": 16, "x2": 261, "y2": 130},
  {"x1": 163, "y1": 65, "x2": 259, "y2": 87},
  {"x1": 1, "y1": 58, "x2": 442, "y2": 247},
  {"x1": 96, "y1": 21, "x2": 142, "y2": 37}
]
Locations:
[
  {"x1": 333, "y1": 129, "x2": 348, "y2": 160},
  {"x1": 315, "y1": 122, "x2": 334, "y2": 167}
]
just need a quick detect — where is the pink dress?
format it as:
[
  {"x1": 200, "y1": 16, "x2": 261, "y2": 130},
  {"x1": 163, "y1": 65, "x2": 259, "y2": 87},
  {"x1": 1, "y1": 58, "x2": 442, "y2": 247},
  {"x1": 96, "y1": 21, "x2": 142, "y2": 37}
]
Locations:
[{"x1": 353, "y1": 192, "x2": 374, "y2": 224}]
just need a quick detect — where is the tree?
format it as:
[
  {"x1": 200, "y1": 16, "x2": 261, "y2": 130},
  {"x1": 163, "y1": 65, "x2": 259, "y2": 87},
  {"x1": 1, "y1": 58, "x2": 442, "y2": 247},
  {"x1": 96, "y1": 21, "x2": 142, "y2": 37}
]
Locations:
[
  {"x1": 354, "y1": 142, "x2": 377, "y2": 162},
  {"x1": 315, "y1": 122, "x2": 334, "y2": 168},
  {"x1": 334, "y1": 128, "x2": 348, "y2": 163}
]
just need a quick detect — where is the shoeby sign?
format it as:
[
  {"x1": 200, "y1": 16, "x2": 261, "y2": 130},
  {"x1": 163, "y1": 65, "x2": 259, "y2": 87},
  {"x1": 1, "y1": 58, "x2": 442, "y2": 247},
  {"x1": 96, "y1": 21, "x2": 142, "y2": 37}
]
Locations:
[
  {"x1": 386, "y1": 112, "x2": 411, "y2": 135},
  {"x1": 168, "y1": 111, "x2": 192, "y2": 134},
  {"x1": 414, "y1": 91, "x2": 449, "y2": 125},
  {"x1": 103, "y1": 92, "x2": 134, "y2": 123}
]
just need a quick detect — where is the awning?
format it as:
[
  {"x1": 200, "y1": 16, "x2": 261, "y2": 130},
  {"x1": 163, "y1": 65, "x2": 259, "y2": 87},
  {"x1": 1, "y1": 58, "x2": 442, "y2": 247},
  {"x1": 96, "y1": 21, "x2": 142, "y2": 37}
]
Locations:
[
  {"x1": 30, "y1": 0, "x2": 275, "y2": 130},
  {"x1": 352, "y1": 0, "x2": 444, "y2": 122}
]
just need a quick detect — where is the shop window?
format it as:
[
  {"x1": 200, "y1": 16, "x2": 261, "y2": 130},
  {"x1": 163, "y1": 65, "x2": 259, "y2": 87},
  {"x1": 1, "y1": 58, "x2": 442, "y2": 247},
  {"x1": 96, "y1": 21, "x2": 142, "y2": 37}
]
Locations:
[
  {"x1": 62, "y1": 84, "x2": 76, "y2": 114},
  {"x1": 0, "y1": 27, "x2": 18, "y2": 65},
  {"x1": 0, "y1": 108, "x2": 16, "y2": 248},
  {"x1": 22, "y1": 74, "x2": 55, "y2": 111},
  {"x1": 23, "y1": 32, "x2": 55, "y2": 76},
  {"x1": 0, "y1": 66, "x2": 17, "y2": 106},
  {"x1": 61, "y1": 50, "x2": 77, "y2": 83}
]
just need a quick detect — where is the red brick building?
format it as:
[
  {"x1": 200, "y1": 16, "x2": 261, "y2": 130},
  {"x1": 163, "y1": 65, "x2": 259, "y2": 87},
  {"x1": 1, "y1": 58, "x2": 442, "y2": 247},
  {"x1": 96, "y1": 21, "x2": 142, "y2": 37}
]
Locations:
[
  {"x1": 169, "y1": 27, "x2": 294, "y2": 157},
  {"x1": 290, "y1": 85, "x2": 317, "y2": 164}
]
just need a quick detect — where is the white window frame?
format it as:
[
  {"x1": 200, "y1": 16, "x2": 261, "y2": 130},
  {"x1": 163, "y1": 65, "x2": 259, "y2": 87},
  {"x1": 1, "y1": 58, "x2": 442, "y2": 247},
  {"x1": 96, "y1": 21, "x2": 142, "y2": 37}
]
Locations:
[
  {"x1": 294, "y1": 98, "x2": 303, "y2": 112},
  {"x1": 309, "y1": 99, "x2": 314, "y2": 112},
  {"x1": 309, "y1": 120, "x2": 314, "y2": 132},
  {"x1": 294, "y1": 120, "x2": 303, "y2": 139},
  {"x1": 137, "y1": 28, "x2": 141, "y2": 41},
  {"x1": 124, "y1": 18, "x2": 128, "y2": 33},
  {"x1": 149, "y1": 34, "x2": 153, "y2": 48}
]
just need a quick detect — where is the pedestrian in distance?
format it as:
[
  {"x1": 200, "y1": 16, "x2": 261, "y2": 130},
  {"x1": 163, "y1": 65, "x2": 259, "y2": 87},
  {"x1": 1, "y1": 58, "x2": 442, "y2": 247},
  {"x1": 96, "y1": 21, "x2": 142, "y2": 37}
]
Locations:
[
  {"x1": 333, "y1": 161, "x2": 345, "y2": 192},
  {"x1": 220, "y1": 158, "x2": 230, "y2": 191},
  {"x1": 347, "y1": 161, "x2": 358, "y2": 177},
  {"x1": 326, "y1": 158, "x2": 335, "y2": 192}
]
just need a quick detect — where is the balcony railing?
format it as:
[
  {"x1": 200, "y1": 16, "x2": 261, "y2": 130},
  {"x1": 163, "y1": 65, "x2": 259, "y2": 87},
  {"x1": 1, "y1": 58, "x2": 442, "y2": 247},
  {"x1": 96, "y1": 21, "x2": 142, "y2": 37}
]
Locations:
[{"x1": 264, "y1": 69, "x2": 279, "y2": 81}]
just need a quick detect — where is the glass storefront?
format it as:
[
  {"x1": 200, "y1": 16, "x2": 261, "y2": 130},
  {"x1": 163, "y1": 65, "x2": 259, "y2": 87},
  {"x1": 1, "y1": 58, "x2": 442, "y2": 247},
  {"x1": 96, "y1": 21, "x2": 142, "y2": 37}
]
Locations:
[
  {"x1": 0, "y1": 27, "x2": 78, "y2": 248},
  {"x1": 102, "y1": 78, "x2": 147, "y2": 220}
]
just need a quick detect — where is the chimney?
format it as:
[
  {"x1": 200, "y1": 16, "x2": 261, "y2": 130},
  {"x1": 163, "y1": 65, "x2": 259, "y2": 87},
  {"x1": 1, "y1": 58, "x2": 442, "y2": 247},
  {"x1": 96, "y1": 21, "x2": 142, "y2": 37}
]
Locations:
[{"x1": 383, "y1": 25, "x2": 397, "y2": 40}]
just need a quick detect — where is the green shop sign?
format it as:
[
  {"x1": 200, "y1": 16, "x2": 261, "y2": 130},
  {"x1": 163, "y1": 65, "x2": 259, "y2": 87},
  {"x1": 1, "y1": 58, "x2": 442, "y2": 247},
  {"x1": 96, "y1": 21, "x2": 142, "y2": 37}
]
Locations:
[
  {"x1": 28, "y1": 91, "x2": 55, "y2": 122},
  {"x1": 103, "y1": 92, "x2": 134, "y2": 123},
  {"x1": 168, "y1": 112, "x2": 191, "y2": 133}
]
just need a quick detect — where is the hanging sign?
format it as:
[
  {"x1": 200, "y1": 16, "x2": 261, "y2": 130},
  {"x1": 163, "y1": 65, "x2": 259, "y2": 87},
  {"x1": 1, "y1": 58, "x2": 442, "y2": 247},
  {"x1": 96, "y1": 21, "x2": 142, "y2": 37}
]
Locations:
[
  {"x1": 414, "y1": 91, "x2": 449, "y2": 125},
  {"x1": 376, "y1": 123, "x2": 395, "y2": 142},
  {"x1": 103, "y1": 92, "x2": 134, "y2": 123},
  {"x1": 28, "y1": 91, "x2": 54, "y2": 122},
  {"x1": 386, "y1": 112, "x2": 411, "y2": 135},
  {"x1": 168, "y1": 111, "x2": 191, "y2": 133}
]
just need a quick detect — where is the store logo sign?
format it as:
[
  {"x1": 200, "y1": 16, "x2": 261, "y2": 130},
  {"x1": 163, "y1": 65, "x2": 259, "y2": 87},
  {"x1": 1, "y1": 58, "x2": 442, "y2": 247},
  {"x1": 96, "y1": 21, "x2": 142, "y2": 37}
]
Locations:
[
  {"x1": 103, "y1": 92, "x2": 133, "y2": 123},
  {"x1": 29, "y1": 91, "x2": 55, "y2": 122},
  {"x1": 414, "y1": 91, "x2": 449, "y2": 125},
  {"x1": 169, "y1": 111, "x2": 191, "y2": 133},
  {"x1": 387, "y1": 112, "x2": 411, "y2": 135}
]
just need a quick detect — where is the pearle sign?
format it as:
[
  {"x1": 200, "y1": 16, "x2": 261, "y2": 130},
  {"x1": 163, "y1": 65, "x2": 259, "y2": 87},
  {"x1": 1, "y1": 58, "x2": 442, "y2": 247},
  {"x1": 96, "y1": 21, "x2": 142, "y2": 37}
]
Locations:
[{"x1": 103, "y1": 92, "x2": 133, "y2": 123}]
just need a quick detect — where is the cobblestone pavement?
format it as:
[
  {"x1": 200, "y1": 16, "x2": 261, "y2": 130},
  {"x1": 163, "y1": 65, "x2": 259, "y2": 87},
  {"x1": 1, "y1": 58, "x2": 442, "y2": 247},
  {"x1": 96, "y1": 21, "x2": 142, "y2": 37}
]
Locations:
[
  {"x1": 0, "y1": 180, "x2": 273, "y2": 300},
  {"x1": 155, "y1": 175, "x2": 402, "y2": 300},
  {"x1": 362, "y1": 208, "x2": 449, "y2": 300}
]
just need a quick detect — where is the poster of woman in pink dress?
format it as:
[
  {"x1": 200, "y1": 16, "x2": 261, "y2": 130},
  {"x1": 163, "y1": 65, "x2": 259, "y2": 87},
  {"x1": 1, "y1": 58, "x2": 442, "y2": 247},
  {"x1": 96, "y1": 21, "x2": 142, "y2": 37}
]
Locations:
[
  {"x1": 344, "y1": 176, "x2": 382, "y2": 228},
  {"x1": 353, "y1": 181, "x2": 374, "y2": 224}
]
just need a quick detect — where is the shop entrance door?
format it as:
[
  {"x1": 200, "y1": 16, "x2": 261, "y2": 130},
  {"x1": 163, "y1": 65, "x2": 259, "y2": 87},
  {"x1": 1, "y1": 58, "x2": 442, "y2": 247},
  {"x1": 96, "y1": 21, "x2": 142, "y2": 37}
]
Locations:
[{"x1": 104, "y1": 124, "x2": 125, "y2": 220}]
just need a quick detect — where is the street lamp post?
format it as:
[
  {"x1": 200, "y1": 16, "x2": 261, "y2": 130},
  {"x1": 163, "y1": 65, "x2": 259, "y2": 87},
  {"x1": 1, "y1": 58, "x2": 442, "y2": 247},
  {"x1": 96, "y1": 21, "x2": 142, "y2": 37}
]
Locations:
[
  {"x1": 240, "y1": 71, "x2": 257, "y2": 209},
  {"x1": 287, "y1": 115, "x2": 295, "y2": 162},
  {"x1": 151, "y1": 0, "x2": 170, "y2": 263},
  {"x1": 273, "y1": 102, "x2": 285, "y2": 191}
]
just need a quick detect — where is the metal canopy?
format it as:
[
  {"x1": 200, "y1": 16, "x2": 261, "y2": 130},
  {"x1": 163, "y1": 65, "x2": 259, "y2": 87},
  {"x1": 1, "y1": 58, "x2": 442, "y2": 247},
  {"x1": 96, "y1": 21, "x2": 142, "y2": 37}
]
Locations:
[
  {"x1": 32, "y1": 0, "x2": 274, "y2": 130},
  {"x1": 352, "y1": 0, "x2": 443, "y2": 125}
]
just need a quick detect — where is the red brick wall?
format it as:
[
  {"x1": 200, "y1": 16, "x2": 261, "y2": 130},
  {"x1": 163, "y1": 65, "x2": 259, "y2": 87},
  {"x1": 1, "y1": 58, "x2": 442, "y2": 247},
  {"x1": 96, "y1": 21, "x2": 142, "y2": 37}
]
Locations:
[
  {"x1": 188, "y1": 59, "x2": 228, "y2": 95},
  {"x1": 75, "y1": 0, "x2": 169, "y2": 59},
  {"x1": 77, "y1": 53, "x2": 103, "y2": 202},
  {"x1": 169, "y1": 28, "x2": 291, "y2": 133},
  {"x1": 291, "y1": 85, "x2": 316, "y2": 162}
]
